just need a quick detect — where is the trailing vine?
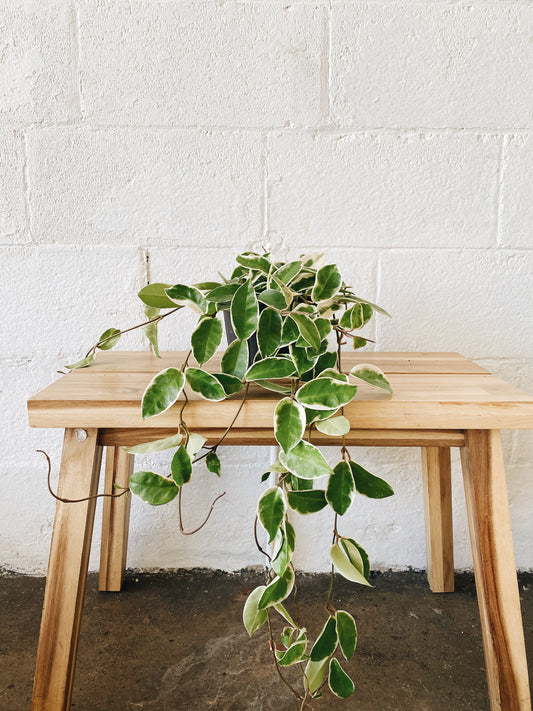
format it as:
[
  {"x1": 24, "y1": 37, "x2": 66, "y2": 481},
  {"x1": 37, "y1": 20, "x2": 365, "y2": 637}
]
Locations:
[{"x1": 66, "y1": 251, "x2": 395, "y2": 706}]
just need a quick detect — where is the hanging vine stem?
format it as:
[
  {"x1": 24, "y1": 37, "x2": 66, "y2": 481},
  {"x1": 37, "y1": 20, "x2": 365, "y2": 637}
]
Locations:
[
  {"x1": 177, "y1": 486, "x2": 226, "y2": 536},
  {"x1": 38, "y1": 449, "x2": 129, "y2": 504},
  {"x1": 83, "y1": 306, "x2": 183, "y2": 359},
  {"x1": 254, "y1": 515, "x2": 272, "y2": 562},
  {"x1": 192, "y1": 382, "x2": 251, "y2": 464},
  {"x1": 265, "y1": 610, "x2": 307, "y2": 705}
]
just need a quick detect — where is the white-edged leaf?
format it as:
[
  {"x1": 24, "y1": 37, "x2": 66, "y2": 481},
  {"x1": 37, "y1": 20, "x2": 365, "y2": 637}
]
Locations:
[
  {"x1": 296, "y1": 377, "x2": 356, "y2": 411},
  {"x1": 98, "y1": 328, "x2": 121, "y2": 350},
  {"x1": 243, "y1": 586, "x2": 268, "y2": 636},
  {"x1": 326, "y1": 461, "x2": 355, "y2": 516},
  {"x1": 304, "y1": 657, "x2": 330, "y2": 695},
  {"x1": 258, "y1": 567, "x2": 295, "y2": 609},
  {"x1": 138, "y1": 283, "x2": 176, "y2": 309},
  {"x1": 279, "y1": 440, "x2": 333, "y2": 480},
  {"x1": 245, "y1": 357, "x2": 296, "y2": 381},
  {"x1": 274, "y1": 397, "x2": 306, "y2": 454},
  {"x1": 328, "y1": 658, "x2": 355, "y2": 699},
  {"x1": 186, "y1": 432, "x2": 207, "y2": 459},
  {"x1": 336, "y1": 610, "x2": 358, "y2": 660},
  {"x1": 350, "y1": 363, "x2": 392, "y2": 394},
  {"x1": 141, "y1": 368, "x2": 185, "y2": 419},
  {"x1": 258, "y1": 486, "x2": 286, "y2": 543},
  {"x1": 129, "y1": 471, "x2": 178, "y2": 506},
  {"x1": 191, "y1": 317, "x2": 222, "y2": 365},
  {"x1": 124, "y1": 432, "x2": 182, "y2": 454},
  {"x1": 315, "y1": 415, "x2": 350, "y2": 437},
  {"x1": 311, "y1": 264, "x2": 342, "y2": 302},
  {"x1": 231, "y1": 280, "x2": 259, "y2": 340},
  {"x1": 330, "y1": 543, "x2": 372, "y2": 587},
  {"x1": 165, "y1": 283, "x2": 207, "y2": 314},
  {"x1": 221, "y1": 339, "x2": 248, "y2": 379},
  {"x1": 185, "y1": 367, "x2": 226, "y2": 401}
]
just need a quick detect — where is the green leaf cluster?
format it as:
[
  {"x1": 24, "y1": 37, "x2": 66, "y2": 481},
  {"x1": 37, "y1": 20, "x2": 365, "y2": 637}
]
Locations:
[{"x1": 66, "y1": 250, "x2": 397, "y2": 707}]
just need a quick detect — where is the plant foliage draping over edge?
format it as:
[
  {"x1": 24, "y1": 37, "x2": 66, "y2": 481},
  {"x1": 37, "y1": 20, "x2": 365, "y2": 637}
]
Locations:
[{"x1": 66, "y1": 251, "x2": 394, "y2": 708}]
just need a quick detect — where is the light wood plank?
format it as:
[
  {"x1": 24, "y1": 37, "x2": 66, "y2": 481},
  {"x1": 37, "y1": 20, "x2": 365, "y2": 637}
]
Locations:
[
  {"x1": 99, "y1": 447, "x2": 133, "y2": 592},
  {"x1": 32, "y1": 429, "x2": 102, "y2": 711},
  {"x1": 97, "y1": 427, "x2": 465, "y2": 448},
  {"x1": 421, "y1": 447, "x2": 454, "y2": 593},
  {"x1": 461, "y1": 430, "x2": 531, "y2": 711},
  {"x1": 80, "y1": 350, "x2": 490, "y2": 374}
]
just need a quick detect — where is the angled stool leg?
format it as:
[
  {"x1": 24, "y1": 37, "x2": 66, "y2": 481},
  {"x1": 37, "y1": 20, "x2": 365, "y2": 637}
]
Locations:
[
  {"x1": 421, "y1": 447, "x2": 454, "y2": 592},
  {"x1": 461, "y1": 430, "x2": 531, "y2": 711},
  {"x1": 32, "y1": 428, "x2": 102, "y2": 711},
  {"x1": 99, "y1": 447, "x2": 133, "y2": 592}
]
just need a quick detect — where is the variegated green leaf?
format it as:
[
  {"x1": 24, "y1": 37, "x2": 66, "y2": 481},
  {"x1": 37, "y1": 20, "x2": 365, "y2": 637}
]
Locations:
[
  {"x1": 138, "y1": 283, "x2": 176, "y2": 309},
  {"x1": 66, "y1": 353, "x2": 95, "y2": 370},
  {"x1": 290, "y1": 312, "x2": 321, "y2": 350},
  {"x1": 124, "y1": 432, "x2": 182, "y2": 454},
  {"x1": 350, "y1": 363, "x2": 392, "y2": 394},
  {"x1": 130, "y1": 471, "x2": 178, "y2": 505},
  {"x1": 315, "y1": 415, "x2": 350, "y2": 437},
  {"x1": 349, "y1": 461, "x2": 394, "y2": 498},
  {"x1": 279, "y1": 441, "x2": 333, "y2": 480},
  {"x1": 213, "y1": 372, "x2": 243, "y2": 395},
  {"x1": 258, "y1": 486, "x2": 286, "y2": 543},
  {"x1": 296, "y1": 377, "x2": 356, "y2": 411},
  {"x1": 336, "y1": 610, "x2": 358, "y2": 661},
  {"x1": 330, "y1": 543, "x2": 372, "y2": 587},
  {"x1": 326, "y1": 461, "x2": 355, "y2": 515},
  {"x1": 328, "y1": 658, "x2": 355, "y2": 698},
  {"x1": 171, "y1": 445, "x2": 192, "y2": 486},
  {"x1": 311, "y1": 264, "x2": 342, "y2": 302},
  {"x1": 205, "y1": 283, "x2": 240, "y2": 303},
  {"x1": 141, "y1": 368, "x2": 185, "y2": 419},
  {"x1": 185, "y1": 367, "x2": 226, "y2": 401},
  {"x1": 273, "y1": 260, "x2": 302, "y2": 285},
  {"x1": 257, "y1": 308, "x2": 282, "y2": 358},
  {"x1": 287, "y1": 489, "x2": 328, "y2": 515},
  {"x1": 186, "y1": 433, "x2": 206, "y2": 459},
  {"x1": 243, "y1": 586, "x2": 268, "y2": 636},
  {"x1": 258, "y1": 289, "x2": 287, "y2": 311},
  {"x1": 258, "y1": 567, "x2": 295, "y2": 609},
  {"x1": 274, "y1": 397, "x2": 306, "y2": 454},
  {"x1": 236, "y1": 252, "x2": 271, "y2": 273},
  {"x1": 310, "y1": 616, "x2": 337, "y2": 662},
  {"x1": 245, "y1": 357, "x2": 296, "y2": 381},
  {"x1": 231, "y1": 280, "x2": 259, "y2": 340},
  {"x1": 220, "y1": 338, "x2": 248, "y2": 379},
  {"x1": 191, "y1": 317, "x2": 222, "y2": 365},
  {"x1": 98, "y1": 328, "x2": 121, "y2": 350},
  {"x1": 165, "y1": 283, "x2": 207, "y2": 314},
  {"x1": 205, "y1": 451, "x2": 221, "y2": 476},
  {"x1": 304, "y1": 657, "x2": 330, "y2": 695}
]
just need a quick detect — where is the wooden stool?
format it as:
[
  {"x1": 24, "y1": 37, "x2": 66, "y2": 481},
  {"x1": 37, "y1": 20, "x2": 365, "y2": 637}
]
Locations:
[{"x1": 27, "y1": 352, "x2": 532, "y2": 711}]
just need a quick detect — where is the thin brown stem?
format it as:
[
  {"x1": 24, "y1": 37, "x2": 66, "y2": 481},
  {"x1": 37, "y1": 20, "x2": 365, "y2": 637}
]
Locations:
[
  {"x1": 192, "y1": 382, "x2": 250, "y2": 464},
  {"x1": 84, "y1": 306, "x2": 182, "y2": 358},
  {"x1": 39, "y1": 450, "x2": 129, "y2": 504},
  {"x1": 266, "y1": 610, "x2": 303, "y2": 702},
  {"x1": 254, "y1": 515, "x2": 272, "y2": 562},
  {"x1": 177, "y1": 486, "x2": 225, "y2": 535}
]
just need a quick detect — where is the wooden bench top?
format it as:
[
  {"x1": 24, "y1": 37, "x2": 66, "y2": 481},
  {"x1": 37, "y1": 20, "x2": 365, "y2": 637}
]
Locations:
[{"x1": 27, "y1": 351, "x2": 533, "y2": 432}]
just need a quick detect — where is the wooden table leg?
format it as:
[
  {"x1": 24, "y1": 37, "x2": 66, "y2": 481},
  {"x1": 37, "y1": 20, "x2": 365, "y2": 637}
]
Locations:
[
  {"x1": 421, "y1": 446, "x2": 454, "y2": 593},
  {"x1": 99, "y1": 447, "x2": 133, "y2": 592},
  {"x1": 32, "y1": 428, "x2": 102, "y2": 711},
  {"x1": 461, "y1": 430, "x2": 531, "y2": 711}
]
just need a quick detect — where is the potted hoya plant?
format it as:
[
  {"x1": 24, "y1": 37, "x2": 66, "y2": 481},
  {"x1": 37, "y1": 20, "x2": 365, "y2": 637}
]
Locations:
[{"x1": 67, "y1": 251, "x2": 394, "y2": 708}]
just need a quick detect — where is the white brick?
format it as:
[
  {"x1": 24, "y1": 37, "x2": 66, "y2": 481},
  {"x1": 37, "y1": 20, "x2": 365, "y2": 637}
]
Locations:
[
  {"x1": 28, "y1": 128, "x2": 264, "y2": 247},
  {"x1": 79, "y1": 1, "x2": 323, "y2": 127},
  {"x1": 500, "y1": 134, "x2": 533, "y2": 249},
  {"x1": 331, "y1": 4, "x2": 533, "y2": 129},
  {"x1": 126, "y1": 447, "x2": 272, "y2": 571},
  {"x1": 0, "y1": 128, "x2": 27, "y2": 243},
  {"x1": 377, "y1": 250, "x2": 533, "y2": 358},
  {"x1": 0, "y1": 246, "x2": 146, "y2": 359},
  {"x1": 268, "y1": 133, "x2": 499, "y2": 248},
  {"x1": 0, "y1": 1, "x2": 77, "y2": 124}
]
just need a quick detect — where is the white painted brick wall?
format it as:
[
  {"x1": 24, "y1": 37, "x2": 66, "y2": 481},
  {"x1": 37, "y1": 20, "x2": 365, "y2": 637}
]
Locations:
[{"x1": 0, "y1": 0, "x2": 531, "y2": 575}]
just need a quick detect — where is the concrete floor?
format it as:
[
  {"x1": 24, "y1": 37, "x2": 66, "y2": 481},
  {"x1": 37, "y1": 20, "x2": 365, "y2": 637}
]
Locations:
[{"x1": 1, "y1": 569, "x2": 532, "y2": 711}]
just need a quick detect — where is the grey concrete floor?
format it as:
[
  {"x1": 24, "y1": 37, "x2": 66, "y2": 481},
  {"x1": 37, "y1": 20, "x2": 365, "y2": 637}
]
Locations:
[{"x1": 1, "y1": 569, "x2": 532, "y2": 711}]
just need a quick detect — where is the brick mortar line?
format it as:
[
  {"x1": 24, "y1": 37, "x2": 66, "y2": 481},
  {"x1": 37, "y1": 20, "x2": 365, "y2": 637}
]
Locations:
[
  {"x1": 21, "y1": 131, "x2": 34, "y2": 245},
  {"x1": 70, "y1": 4, "x2": 83, "y2": 120},
  {"x1": 10, "y1": 124, "x2": 533, "y2": 136},
  {"x1": 5, "y1": 245, "x2": 531, "y2": 253},
  {"x1": 495, "y1": 135, "x2": 508, "y2": 248}
]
